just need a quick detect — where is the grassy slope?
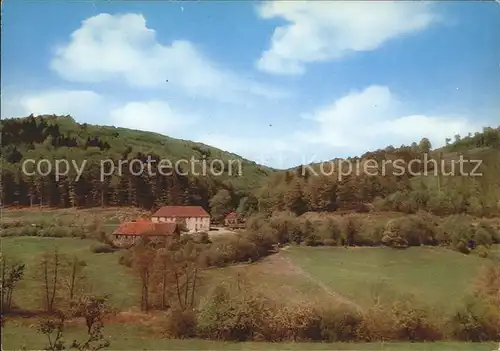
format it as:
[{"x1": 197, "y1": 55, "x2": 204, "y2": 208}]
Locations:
[
  {"x1": 2, "y1": 234, "x2": 491, "y2": 314},
  {"x1": 2, "y1": 235, "x2": 497, "y2": 350},
  {"x1": 1, "y1": 236, "x2": 141, "y2": 311},
  {"x1": 282, "y1": 246, "x2": 488, "y2": 314},
  {"x1": 2, "y1": 115, "x2": 276, "y2": 192}
]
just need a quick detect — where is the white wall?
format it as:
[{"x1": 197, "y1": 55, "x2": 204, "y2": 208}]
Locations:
[{"x1": 151, "y1": 216, "x2": 210, "y2": 232}]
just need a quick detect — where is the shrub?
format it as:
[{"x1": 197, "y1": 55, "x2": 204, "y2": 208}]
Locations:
[
  {"x1": 476, "y1": 221, "x2": 500, "y2": 244},
  {"x1": 473, "y1": 228, "x2": 494, "y2": 247},
  {"x1": 201, "y1": 231, "x2": 276, "y2": 268},
  {"x1": 318, "y1": 218, "x2": 342, "y2": 245},
  {"x1": 197, "y1": 286, "x2": 258, "y2": 341},
  {"x1": 266, "y1": 303, "x2": 321, "y2": 342},
  {"x1": 474, "y1": 245, "x2": 489, "y2": 258},
  {"x1": 118, "y1": 250, "x2": 133, "y2": 267},
  {"x1": 357, "y1": 304, "x2": 397, "y2": 341},
  {"x1": 318, "y1": 306, "x2": 362, "y2": 341},
  {"x1": 391, "y1": 301, "x2": 443, "y2": 341},
  {"x1": 322, "y1": 238, "x2": 337, "y2": 246},
  {"x1": 358, "y1": 221, "x2": 385, "y2": 246},
  {"x1": 450, "y1": 297, "x2": 500, "y2": 341},
  {"x1": 341, "y1": 215, "x2": 362, "y2": 246},
  {"x1": 194, "y1": 232, "x2": 211, "y2": 244},
  {"x1": 456, "y1": 241, "x2": 471, "y2": 255},
  {"x1": 438, "y1": 215, "x2": 476, "y2": 251},
  {"x1": 381, "y1": 219, "x2": 409, "y2": 249},
  {"x1": 162, "y1": 308, "x2": 197, "y2": 339},
  {"x1": 91, "y1": 244, "x2": 118, "y2": 254}
]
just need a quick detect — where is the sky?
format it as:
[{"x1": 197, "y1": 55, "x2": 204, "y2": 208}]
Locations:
[{"x1": 2, "y1": 1, "x2": 500, "y2": 169}]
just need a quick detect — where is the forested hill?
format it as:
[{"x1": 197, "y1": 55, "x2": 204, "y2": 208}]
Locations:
[
  {"x1": 256, "y1": 126, "x2": 500, "y2": 217},
  {"x1": 1, "y1": 114, "x2": 274, "y2": 211}
]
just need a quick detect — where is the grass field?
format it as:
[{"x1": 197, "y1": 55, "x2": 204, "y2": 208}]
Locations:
[
  {"x1": 1, "y1": 323, "x2": 497, "y2": 350},
  {"x1": 1, "y1": 236, "x2": 141, "y2": 311},
  {"x1": 1, "y1": 234, "x2": 497, "y2": 350},
  {"x1": 282, "y1": 246, "x2": 489, "y2": 313},
  {"x1": 2, "y1": 236, "x2": 492, "y2": 314}
]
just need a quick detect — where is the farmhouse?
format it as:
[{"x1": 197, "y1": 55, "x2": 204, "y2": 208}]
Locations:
[
  {"x1": 224, "y1": 212, "x2": 238, "y2": 226},
  {"x1": 151, "y1": 205, "x2": 210, "y2": 232},
  {"x1": 224, "y1": 211, "x2": 245, "y2": 229},
  {"x1": 112, "y1": 218, "x2": 180, "y2": 247}
]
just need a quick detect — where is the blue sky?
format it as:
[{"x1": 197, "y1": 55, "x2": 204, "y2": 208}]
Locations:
[{"x1": 2, "y1": 1, "x2": 499, "y2": 168}]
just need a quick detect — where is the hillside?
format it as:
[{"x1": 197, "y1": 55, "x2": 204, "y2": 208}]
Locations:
[
  {"x1": 1, "y1": 115, "x2": 275, "y2": 211},
  {"x1": 2, "y1": 115, "x2": 499, "y2": 219},
  {"x1": 256, "y1": 126, "x2": 500, "y2": 217}
]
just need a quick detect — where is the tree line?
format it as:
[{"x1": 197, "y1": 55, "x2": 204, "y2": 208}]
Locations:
[{"x1": 1, "y1": 115, "x2": 499, "y2": 220}]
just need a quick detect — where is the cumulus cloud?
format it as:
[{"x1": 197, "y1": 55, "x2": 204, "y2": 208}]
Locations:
[
  {"x1": 50, "y1": 13, "x2": 288, "y2": 102},
  {"x1": 197, "y1": 134, "x2": 304, "y2": 169},
  {"x1": 256, "y1": 1, "x2": 439, "y2": 75},
  {"x1": 297, "y1": 85, "x2": 480, "y2": 156},
  {"x1": 109, "y1": 100, "x2": 195, "y2": 137},
  {"x1": 3, "y1": 90, "x2": 105, "y2": 121},
  {"x1": 4, "y1": 89, "x2": 194, "y2": 138},
  {"x1": 199, "y1": 86, "x2": 482, "y2": 168}
]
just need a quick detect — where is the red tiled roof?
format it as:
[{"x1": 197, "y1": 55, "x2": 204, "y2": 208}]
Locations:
[
  {"x1": 225, "y1": 212, "x2": 238, "y2": 219},
  {"x1": 152, "y1": 206, "x2": 210, "y2": 218},
  {"x1": 113, "y1": 221, "x2": 179, "y2": 236}
]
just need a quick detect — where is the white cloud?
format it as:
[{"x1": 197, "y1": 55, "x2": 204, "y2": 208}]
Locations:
[
  {"x1": 298, "y1": 85, "x2": 480, "y2": 155},
  {"x1": 4, "y1": 89, "x2": 194, "y2": 139},
  {"x1": 15, "y1": 90, "x2": 104, "y2": 118},
  {"x1": 256, "y1": 1, "x2": 439, "y2": 75},
  {"x1": 2, "y1": 86, "x2": 483, "y2": 169},
  {"x1": 197, "y1": 134, "x2": 303, "y2": 169},
  {"x1": 50, "y1": 13, "x2": 288, "y2": 102},
  {"x1": 190, "y1": 85, "x2": 481, "y2": 168},
  {"x1": 109, "y1": 100, "x2": 195, "y2": 137}
]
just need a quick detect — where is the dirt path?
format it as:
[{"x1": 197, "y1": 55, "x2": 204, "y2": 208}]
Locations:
[{"x1": 277, "y1": 249, "x2": 363, "y2": 311}]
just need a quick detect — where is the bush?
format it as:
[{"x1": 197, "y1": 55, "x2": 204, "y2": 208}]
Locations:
[
  {"x1": 322, "y1": 238, "x2": 337, "y2": 246},
  {"x1": 450, "y1": 297, "x2": 500, "y2": 341},
  {"x1": 163, "y1": 308, "x2": 197, "y2": 339},
  {"x1": 118, "y1": 250, "x2": 133, "y2": 267},
  {"x1": 358, "y1": 221, "x2": 385, "y2": 246},
  {"x1": 91, "y1": 244, "x2": 118, "y2": 254},
  {"x1": 456, "y1": 241, "x2": 471, "y2": 255},
  {"x1": 357, "y1": 304, "x2": 397, "y2": 341},
  {"x1": 197, "y1": 286, "x2": 259, "y2": 341},
  {"x1": 341, "y1": 216, "x2": 362, "y2": 246},
  {"x1": 318, "y1": 306, "x2": 362, "y2": 341},
  {"x1": 318, "y1": 218, "x2": 342, "y2": 245},
  {"x1": 391, "y1": 301, "x2": 443, "y2": 341},
  {"x1": 194, "y1": 232, "x2": 211, "y2": 244},
  {"x1": 476, "y1": 221, "x2": 500, "y2": 244},
  {"x1": 381, "y1": 219, "x2": 409, "y2": 249},
  {"x1": 438, "y1": 215, "x2": 475, "y2": 251},
  {"x1": 474, "y1": 245, "x2": 489, "y2": 258}
]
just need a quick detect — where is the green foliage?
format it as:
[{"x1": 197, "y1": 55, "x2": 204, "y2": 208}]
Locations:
[{"x1": 1, "y1": 115, "x2": 274, "y2": 211}]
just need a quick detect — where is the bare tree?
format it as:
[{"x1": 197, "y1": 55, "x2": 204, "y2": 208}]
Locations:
[
  {"x1": 0, "y1": 254, "x2": 25, "y2": 311},
  {"x1": 36, "y1": 248, "x2": 66, "y2": 313},
  {"x1": 170, "y1": 241, "x2": 202, "y2": 311},
  {"x1": 62, "y1": 255, "x2": 87, "y2": 301},
  {"x1": 38, "y1": 295, "x2": 111, "y2": 351},
  {"x1": 132, "y1": 243, "x2": 156, "y2": 311},
  {"x1": 70, "y1": 295, "x2": 111, "y2": 351},
  {"x1": 37, "y1": 312, "x2": 66, "y2": 351},
  {"x1": 154, "y1": 248, "x2": 174, "y2": 310}
]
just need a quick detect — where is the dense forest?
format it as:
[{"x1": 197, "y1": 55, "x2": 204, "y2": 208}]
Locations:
[
  {"x1": 256, "y1": 126, "x2": 500, "y2": 217},
  {"x1": 1, "y1": 115, "x2": 499, "y2": 219},
  {"x1": 0, "y1": 115, "x2": 271, "y2": 218}
]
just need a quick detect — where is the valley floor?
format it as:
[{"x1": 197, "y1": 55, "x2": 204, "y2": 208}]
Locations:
[
  {"x1": 1, "y1": 324, "x2": 498, "y2": 351},
  {"x1": 2, "y1": 207, "x2": 500, "y2": 349}
]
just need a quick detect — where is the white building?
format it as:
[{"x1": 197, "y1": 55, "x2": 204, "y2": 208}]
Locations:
[{"x1": 151, "y1": 205, "x2": 210, "y2": 233}]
